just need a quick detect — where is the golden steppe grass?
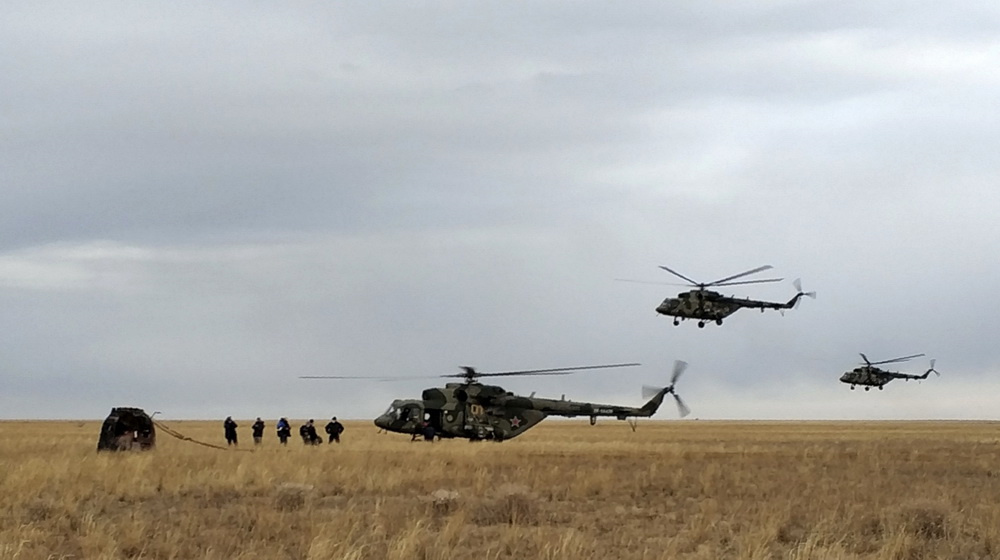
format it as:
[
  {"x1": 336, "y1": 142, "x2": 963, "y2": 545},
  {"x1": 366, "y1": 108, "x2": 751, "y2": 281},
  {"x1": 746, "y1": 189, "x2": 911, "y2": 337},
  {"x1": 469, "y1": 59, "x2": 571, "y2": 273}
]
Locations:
[{"x1": 3, "y1": 419, "x2": 1000, "y2": 559}]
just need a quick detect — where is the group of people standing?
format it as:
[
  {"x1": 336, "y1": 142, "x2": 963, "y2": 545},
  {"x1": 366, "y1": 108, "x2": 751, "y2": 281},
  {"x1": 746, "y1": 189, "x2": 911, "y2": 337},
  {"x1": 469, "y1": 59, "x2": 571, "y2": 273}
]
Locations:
[{"x1": 223, "y1": 416, "x2": 344, "y2": 446}]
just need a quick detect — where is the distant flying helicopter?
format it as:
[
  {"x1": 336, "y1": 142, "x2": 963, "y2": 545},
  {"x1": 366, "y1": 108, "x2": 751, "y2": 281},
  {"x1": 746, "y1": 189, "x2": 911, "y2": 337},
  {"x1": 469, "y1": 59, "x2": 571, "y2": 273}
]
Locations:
[
  {"x1": 302, "y1": 361, "x2": 691, "y2": 441},
  {"x1": 840, "y1": 353, "x2": 939, "y2": 391},
  {"x1": 621, "y1": 265, "x2": 815, "y2": 327}
]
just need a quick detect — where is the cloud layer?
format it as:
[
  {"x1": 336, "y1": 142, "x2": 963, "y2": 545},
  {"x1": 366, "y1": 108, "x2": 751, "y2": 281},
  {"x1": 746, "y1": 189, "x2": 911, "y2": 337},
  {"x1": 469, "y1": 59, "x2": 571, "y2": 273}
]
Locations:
[{"x1": 3, "y1": 2, "x2": 999, "y2": 420}]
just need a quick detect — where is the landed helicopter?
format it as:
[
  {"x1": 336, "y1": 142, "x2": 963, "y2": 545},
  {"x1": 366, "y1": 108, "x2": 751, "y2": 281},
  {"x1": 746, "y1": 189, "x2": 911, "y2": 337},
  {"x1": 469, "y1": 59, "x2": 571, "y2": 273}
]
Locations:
[
  {"x1": 302, "y1": 362, "x2": 691, "y2": 441},
  {"x1": 621, "y1": 265, "x2": 814, "y2": 327},
  {"x1": 840, "y1": 353, "x2": 939, "y2": 391}
]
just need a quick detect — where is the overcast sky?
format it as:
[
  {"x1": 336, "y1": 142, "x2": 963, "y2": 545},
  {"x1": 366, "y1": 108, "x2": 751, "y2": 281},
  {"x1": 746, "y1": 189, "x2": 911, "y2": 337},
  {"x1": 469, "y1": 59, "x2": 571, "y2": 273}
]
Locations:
[{"x1": 3, "y1": 1, "x2": 1000, "y2": 421}]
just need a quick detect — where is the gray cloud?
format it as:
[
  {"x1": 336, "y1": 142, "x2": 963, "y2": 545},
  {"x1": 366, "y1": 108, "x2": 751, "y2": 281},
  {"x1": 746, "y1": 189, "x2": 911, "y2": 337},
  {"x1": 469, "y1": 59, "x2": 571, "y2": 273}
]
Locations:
[{"x1": 2, "y1": 1, "x2": 999, "y2": 420}]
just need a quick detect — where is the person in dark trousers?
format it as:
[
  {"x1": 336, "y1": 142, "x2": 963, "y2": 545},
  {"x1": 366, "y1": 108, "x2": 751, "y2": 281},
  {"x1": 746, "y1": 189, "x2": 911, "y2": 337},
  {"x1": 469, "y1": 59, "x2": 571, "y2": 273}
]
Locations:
[
  {"x1": 251, "y1": 417, "x2": 265, "y2": 445},
  {"x1": 325, "y1": 417, "x2": 344, "y2": 444},
  {"x1": 301, "y1": 419, "x2": 320, "y2": 445},
  {"x1": 276, "y1": 417, "x2": 291, "y2": 445},
  {"x1": 421, "y1": 420, "x2": 436, "y2": 442},
  {"x1": 223, "y1": 416, "x2": 238, "y2": 446}
]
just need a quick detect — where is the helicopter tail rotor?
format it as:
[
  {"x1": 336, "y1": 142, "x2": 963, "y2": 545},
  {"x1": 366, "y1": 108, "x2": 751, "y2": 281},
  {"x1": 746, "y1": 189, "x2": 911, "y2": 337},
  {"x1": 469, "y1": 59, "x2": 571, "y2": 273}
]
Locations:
[
  {"x1": 641, "y1": 360, "x2": 690, "y2": 418},
  {"x1": 791, "y1": 278, "x2": 816, "y2": 309},
  {"x1": 925, "y1": 359, "x2": 939, "y2": 378}
]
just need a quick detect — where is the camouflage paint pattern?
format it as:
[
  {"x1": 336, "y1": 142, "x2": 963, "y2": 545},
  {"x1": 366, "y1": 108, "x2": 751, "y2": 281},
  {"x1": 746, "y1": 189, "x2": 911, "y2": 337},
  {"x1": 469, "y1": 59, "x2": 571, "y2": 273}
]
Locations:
[
  {"x1": 839, "y1": 364, "x2": 938, "y2": 391},
  {"x1": 373, "y1": 382, "x2": 676, "y2": 441},
  {"x1": 656, "y1": 289, "x2": 811, "y2": 327}
]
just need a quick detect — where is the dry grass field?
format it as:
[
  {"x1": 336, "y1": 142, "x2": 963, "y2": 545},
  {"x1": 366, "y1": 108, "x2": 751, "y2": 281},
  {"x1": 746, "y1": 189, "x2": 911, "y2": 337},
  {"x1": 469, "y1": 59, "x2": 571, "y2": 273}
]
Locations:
[{"x1": 2, "y1": 419, "x2": 1000, "y2": 560}]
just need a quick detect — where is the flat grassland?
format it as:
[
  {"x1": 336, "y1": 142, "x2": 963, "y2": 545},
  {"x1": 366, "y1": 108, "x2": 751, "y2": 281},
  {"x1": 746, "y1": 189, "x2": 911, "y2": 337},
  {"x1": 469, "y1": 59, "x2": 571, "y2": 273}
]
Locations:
[{"x1": 2, "y1": 420, "x2": 1000, "y2": 560}]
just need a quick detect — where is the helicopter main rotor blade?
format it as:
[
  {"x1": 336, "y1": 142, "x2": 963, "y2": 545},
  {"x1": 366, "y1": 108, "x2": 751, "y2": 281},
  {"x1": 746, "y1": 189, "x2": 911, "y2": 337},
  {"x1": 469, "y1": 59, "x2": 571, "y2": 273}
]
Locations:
[
  {"x1": 712, "y1": 278, "x2": 784, "y2": 287},
  {"x1": 706, "y1": 265, "x2": 773, "y2": 287},
  {"x1": 866, "y1": 353, "x2": 925, "y2": 366},
  {"x1": 613, "y1": 279, "x2": 690, "y2": 287},
  {"x1": 442, "y1": 362, "x2": 642, "y2": 379},
  {"x1": 658, "y1": 265, "x2": 700, "y2": 286},
  {"x1": 299, "y1": 375, "x2": 417, "y2": 380},
  {"x1": 859, "y1": 353, "x2": 871, "y2": 366}
]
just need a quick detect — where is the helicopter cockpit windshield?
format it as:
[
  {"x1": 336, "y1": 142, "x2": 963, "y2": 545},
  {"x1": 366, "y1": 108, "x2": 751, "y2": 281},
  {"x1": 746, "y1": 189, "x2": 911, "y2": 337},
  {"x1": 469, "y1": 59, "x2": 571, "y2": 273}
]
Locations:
[{"x1": 375, "y1": 400, "x2": 423, "y2": 431}]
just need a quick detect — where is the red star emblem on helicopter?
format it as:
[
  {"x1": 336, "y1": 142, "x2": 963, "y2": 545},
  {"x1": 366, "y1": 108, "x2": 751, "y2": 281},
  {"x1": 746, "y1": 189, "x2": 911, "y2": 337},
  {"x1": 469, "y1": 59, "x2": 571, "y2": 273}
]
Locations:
[{"x1": 510, "y1": 416, "x2": 522, "y2": 429}]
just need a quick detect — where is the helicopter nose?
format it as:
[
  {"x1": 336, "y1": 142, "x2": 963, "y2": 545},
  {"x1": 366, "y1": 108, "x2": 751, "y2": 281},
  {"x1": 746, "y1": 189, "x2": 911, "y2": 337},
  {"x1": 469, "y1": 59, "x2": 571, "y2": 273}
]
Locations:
[{"x1": 374, "y1": 415, "x2": 389, "y2": 430}]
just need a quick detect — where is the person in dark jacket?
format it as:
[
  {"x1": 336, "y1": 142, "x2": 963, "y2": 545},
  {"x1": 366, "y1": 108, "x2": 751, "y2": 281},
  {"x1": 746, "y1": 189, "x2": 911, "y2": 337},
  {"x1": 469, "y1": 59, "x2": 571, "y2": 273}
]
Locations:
[
  {"x1": 300, "y1": 419, "x2": 320, "y2": 445},
  {"x1": 324, "y1": 417, "x2": 344, "y2": 444},
  {"x1": 223, "y1": 416, "x2": 238, "y2": 446},
  {"x1": 276, "y1": 417, "x2": 291, "y2": 445},
  {"x1": 251, "y1": 417, "x2": 265, "y2": 445}
]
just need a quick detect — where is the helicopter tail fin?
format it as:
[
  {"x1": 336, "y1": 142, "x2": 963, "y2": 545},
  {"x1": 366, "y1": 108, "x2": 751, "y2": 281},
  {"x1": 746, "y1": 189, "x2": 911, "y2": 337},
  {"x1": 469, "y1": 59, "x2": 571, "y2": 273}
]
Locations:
[{"x1": 639, "y1": 386, "x2": 668, "y2": 416}]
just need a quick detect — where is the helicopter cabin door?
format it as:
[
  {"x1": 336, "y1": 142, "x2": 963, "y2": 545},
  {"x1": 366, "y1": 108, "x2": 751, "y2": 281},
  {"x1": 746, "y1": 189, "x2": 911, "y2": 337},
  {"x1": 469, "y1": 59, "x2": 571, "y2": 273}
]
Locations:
[
  {"x1": 463, "y1": 401, "x2": 494, "y2": 440},
  {"x1": 423, "y1": 409, "x2": 443, "y2": 431}
]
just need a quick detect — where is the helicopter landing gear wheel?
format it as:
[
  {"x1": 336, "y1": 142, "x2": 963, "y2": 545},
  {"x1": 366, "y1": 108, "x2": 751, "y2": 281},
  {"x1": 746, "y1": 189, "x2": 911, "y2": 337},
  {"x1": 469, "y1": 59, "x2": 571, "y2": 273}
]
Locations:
[
  {"x1": 697, "y1": 321, "x2": 705, "y2": 328},
  {"x1": 878, "y1": 386, "x2": 883, "y2": 391},
  {"x1": 850, "y1": 385, "x2": 855, "y2": 390},
  {"x1": 864, "y1": 387, "x2": 870, "y2": 391},
  {"x1": 672, "y1": 319, "x2": 679, "y2": 326},
  {"x1": 715, "y1": 319, "x2": 723, "y2": 325}
]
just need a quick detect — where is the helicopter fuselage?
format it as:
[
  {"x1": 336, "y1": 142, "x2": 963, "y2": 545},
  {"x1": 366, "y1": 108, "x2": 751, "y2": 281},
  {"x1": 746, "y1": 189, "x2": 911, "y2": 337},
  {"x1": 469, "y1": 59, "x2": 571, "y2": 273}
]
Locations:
[
  {"x1": 373, "y1": 382, "x2": 670, "y2": 441},
  {"x1": 840, "y1": 367, "x2": 932, "y2": 391},
  {"x1": 656, "y1": 289, "x2": 801, "y2": 326}
]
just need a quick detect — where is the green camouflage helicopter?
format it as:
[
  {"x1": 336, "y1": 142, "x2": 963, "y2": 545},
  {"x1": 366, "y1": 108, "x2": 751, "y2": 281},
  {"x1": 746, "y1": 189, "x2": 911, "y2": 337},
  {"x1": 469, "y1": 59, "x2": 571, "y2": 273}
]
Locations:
[
  {"x1": 302, "y1": 362, "x2": 690, "y2": 441},
  {"x1": 840, "y1": 353, "x2": 939, "y2": 391},
  {"x1": 622, "y1": 265, "x2": 815, "y2": 327}
]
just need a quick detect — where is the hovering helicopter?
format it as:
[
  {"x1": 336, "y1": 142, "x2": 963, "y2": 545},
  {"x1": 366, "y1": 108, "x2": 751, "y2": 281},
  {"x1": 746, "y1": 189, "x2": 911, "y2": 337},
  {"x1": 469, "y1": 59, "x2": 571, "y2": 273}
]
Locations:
[
  {"x1": 840, "y1": 353, "x2": 939, "y2": 391},
  {"x1": 301, "y1": 361, "x2": 691, "y2": 441},
  {"x1": 621, "y1": 265, "x2": 815, "y2": 327}
]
